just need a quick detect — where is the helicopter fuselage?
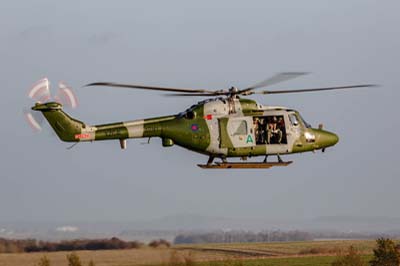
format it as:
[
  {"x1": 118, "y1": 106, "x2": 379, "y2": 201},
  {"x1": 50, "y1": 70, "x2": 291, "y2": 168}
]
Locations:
[{"x1": 32, "y1": 98, "x2": 338, "y2": 161}]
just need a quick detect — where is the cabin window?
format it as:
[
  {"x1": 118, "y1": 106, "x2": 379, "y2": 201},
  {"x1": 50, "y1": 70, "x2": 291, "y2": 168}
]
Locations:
[
  {"x1": 253, "y1": 115, "x2": 287, "y2": 145},
  {"x1": 185, "y1": 111, "x2": 196, "y2": 119},
  {"x1": 232, "y1": 120, "x2": 247, "y2": 136}
]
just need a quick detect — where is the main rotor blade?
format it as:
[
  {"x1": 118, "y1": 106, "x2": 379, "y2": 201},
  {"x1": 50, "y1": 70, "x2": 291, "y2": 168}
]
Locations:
[
  {"x1": 164, "y1": 92, "x2": 225, "y2": 97},
  {"x1": 253, "y1": 84, "x2": 377, "y2": 95},
  {"x1": 84, "y1": 82, "x2": 215, "y2": 94},
  {"x1": 241, "y1": 72, "x2": 309, "y2": 93}
]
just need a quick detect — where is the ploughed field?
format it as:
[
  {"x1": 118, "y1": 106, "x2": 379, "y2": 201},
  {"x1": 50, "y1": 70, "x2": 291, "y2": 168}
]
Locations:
[{"x1": 0, "y1": 240, "x2": 378, "y2": 266}]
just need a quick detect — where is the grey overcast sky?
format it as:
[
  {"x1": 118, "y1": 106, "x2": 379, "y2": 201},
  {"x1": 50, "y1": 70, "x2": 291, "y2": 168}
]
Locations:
[{"x1": 0, "y1": 0, "x2": 399, "y2": 223}]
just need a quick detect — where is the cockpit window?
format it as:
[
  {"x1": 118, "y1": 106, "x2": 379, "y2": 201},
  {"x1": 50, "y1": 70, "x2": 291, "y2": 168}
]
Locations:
[
  {"x1": 299, "y1": 114, "x2": 311, "y2": 128},
  {"x1": 288, "y1": 112, "x2": 311, "y2": 128},
  {"x1": 288, "y1": 114, "x2": 299, "y2": 126}
]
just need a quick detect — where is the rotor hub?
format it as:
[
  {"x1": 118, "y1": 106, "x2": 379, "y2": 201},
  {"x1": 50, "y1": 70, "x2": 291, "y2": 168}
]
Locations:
[{"x1": 229, "y1": 86, "x2": 239, "y2": 94}]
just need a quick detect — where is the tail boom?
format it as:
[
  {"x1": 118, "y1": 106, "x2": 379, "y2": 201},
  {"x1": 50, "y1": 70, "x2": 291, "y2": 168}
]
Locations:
[{"x1": 32, "y1": 102, "x2": 172, "y2": 143}]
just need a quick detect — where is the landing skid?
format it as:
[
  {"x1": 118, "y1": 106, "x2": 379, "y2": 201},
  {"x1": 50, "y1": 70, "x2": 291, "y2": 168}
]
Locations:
[{"x1": 197, "y1": 161, "x2": 292, "y2": 169}]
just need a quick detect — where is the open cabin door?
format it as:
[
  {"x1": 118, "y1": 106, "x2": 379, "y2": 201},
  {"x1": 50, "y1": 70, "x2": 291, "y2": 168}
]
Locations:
[
  {"x1": 253, "y1": 113, "x2": 290, "y2": 154},
  {"x1": 219, "y1": 117, "x2": 256, "y2": 148}
]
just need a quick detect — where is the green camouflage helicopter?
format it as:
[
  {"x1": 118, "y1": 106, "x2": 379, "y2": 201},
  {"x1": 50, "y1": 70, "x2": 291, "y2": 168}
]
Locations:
[{"x1": 31, "y1": 73, "x2": 374, "y2": 169}]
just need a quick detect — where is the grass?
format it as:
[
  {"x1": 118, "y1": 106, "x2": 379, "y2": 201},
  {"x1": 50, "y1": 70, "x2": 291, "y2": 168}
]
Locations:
[
  {"x1": 0, "y1": 248, "x2": 221, "y2": 266},
  {"x1": 0, "y1": 240, "x2": 381, "y2": 266},
  {"x1": 175, "y1": 240, "x2": 377, "y2": 257},
  {"x1": 196, "y1": 255, "x2": 373, "y2": 266}
]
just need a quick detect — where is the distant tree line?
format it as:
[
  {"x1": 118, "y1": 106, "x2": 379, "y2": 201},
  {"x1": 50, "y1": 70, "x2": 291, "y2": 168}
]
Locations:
[
  {"x1": 0, "y1": 237, "x2": 142, "y2": 253},
  {"x1": 148, "y1": 239, "x2": 171, "y2": 248},
  {"x1": 311, "y1": 231, "x2": 397, "y2": 240},
  {"x1": 174, "y1": 230, "x2": 313, "y2": 244}
]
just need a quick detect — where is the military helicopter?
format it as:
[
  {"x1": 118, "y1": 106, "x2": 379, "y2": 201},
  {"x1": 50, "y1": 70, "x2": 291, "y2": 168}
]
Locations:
[{"x1": 31, "y1": 72, "x2": 375, "y2": 169}]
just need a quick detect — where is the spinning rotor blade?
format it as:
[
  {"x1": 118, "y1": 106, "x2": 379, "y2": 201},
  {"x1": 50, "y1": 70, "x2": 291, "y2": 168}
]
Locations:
[
  {"x1": 55, "y1": 81, "x2": 79, "y2": 109},
  {"x1": 28, "y1": 77, "x2": 51, "y2": 102},
  {"x1": 164, "y1": 93, "x2": 222, "y2": 97},
  {"x1": 240, "y1": 72, "x2": 309, "y2": 94},
  {"x1": 24, "y1": 78, "x2": 80, "y2": 135},
  {"x1": 253, "y1": 84, "x2": 377, "y2": 95},
  {"x1": 164, "y1": 72, "x2": 310, "y2": 97},
  {"x1": 164, "y1": 90, "x2": 230, "y2": 96},
  {"x1": 84, "y1": 76, "x2": 376, "y2": 98},
  {"x1": 23, "y1": 109, "x2": 44, "y2": 132},
  {"x1": 84, "y1": 82, "x2": 215, "y2": 94}
]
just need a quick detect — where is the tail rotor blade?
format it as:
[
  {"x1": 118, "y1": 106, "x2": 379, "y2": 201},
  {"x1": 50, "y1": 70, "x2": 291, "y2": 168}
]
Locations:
[
  {"x1": 56, "y1": 81, "x2": 79, "y2": 109},
  {"x1": 23, "y1": 109, "x2": 43, "y2": 132},
  {"x1": 28, "y1": 77, "x2": 51, "y2": 102}
]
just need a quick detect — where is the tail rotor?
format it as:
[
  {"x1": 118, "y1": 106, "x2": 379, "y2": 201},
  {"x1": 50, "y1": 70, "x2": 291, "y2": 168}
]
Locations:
[{"x1": 23, "y1": 78, "x2": 79, "y2": 133}]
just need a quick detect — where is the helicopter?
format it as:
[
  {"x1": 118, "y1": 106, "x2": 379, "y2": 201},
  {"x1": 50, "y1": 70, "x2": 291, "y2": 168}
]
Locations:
[{"x1": 31, "y1": 72, "x2": 375, "y2": 169}]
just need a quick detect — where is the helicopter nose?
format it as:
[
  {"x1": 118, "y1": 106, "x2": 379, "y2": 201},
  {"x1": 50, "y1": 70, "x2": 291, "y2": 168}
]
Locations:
[{"x1": 318, "y1": 130, "x2": 339, "y2": 148}]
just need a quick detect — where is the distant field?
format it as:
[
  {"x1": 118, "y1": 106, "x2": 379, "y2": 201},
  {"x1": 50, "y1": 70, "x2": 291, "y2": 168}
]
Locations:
[
  {"x1": 177, "y1": 239, "x2": 377, "y2": 257},
  {"x1": 0, "y1": 240, "x2": 381, "y2": 266}
]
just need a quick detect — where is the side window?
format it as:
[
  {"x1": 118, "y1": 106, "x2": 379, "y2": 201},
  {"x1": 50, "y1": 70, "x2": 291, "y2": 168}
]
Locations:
[
  {"x1": 232, "y1": 120, "x2": 247, "y2": 135},
  {"x1": 185, "y1": 111, "x2": 196, "y2": 119},
  {"x1": 289, "y1": 113, "x2": 299, "y2": 126}
]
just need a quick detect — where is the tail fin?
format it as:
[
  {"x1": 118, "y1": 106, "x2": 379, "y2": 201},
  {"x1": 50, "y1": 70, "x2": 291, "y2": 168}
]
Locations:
[{"x1": 32, "y1": 102, "x2": 85, "y2": 142}]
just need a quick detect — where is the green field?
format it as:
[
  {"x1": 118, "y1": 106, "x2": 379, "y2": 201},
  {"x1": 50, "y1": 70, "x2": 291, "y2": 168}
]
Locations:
[
  {"x1": 0, "y1": 240, "x2": 382, "y2": 266},
  {"x1": 195, "y1": 255, "x2": 373, "y2": 266},
  {"x1": 177, "y1": 239, "x2": 377, "y2": 256}
]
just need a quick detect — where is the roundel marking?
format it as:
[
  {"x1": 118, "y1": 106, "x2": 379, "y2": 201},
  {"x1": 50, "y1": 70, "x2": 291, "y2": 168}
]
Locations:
[{"x1": 191, "y1": 124, "x2": 199, "y2": 132}]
